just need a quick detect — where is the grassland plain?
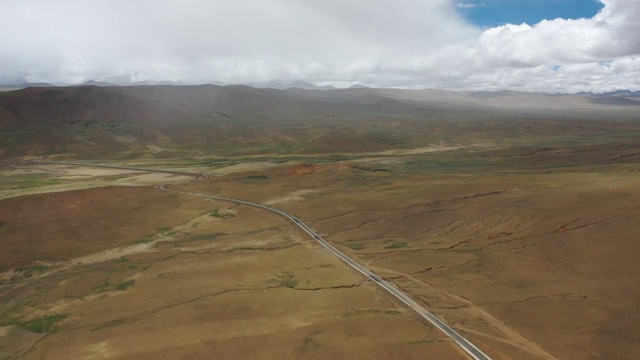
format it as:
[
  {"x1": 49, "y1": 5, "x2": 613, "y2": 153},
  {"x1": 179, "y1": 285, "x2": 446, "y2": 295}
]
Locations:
[
  {"x1": 0, "y1": 180, "x2": 467, "y2": 360},
  {"x1": 1, "y1": 85, "x2": 640, "y2": 359},
  {"x1": 180, "y1": 143, "x2": 640, "y2": 359}
]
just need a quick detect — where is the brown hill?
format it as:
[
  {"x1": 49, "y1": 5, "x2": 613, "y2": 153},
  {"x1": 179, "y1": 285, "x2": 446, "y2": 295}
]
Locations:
[
  {"x1": 0, "y1": 85, "x2": 278, "y2": 125},
  {"x1": 0, "y1": 85, "x2": 637, "y2": 160},
  {"x1": 2, "y1": 85, "x2": 637, "y2": 125}
]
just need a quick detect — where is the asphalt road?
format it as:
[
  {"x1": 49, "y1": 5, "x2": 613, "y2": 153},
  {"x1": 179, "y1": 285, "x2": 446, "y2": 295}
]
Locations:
[{"x1": 159, "y1": 185, "x2": 492, "y2": 360}]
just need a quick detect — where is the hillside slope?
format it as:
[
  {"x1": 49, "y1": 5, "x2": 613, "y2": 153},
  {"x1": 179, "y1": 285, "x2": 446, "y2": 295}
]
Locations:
[{"x1": 0, "y1": 85, "x2": 637, "y2": 160}]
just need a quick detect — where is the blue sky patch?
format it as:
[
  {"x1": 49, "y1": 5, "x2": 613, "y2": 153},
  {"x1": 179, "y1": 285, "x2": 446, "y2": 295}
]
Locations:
[{"x1": 457, "y1": 0, "x2": 604, "y2": 27}]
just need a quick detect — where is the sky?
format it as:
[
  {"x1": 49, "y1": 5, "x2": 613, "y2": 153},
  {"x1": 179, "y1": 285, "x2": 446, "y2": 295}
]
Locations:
[
  {"x1": 1, "y1": 0, "x2": 639, "y2": 93},
  {"x1": 458, "y1": 0, "x2": 604, "y2": 28}
]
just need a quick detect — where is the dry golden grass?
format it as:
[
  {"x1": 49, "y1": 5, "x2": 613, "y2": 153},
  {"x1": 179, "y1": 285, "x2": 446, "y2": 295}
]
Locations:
[
  {"x1": 0, "y1": 182, "x2": 467, "y2": 360},
  {"x1": 0, "y1": 186, "x2": 209, "y2": 272},
  {"x1": 183, "y1": 161, "x2": 640, "y2": 359},
  {"x1": 2, "y1": 138, "x2": 640, "y2": 359}
]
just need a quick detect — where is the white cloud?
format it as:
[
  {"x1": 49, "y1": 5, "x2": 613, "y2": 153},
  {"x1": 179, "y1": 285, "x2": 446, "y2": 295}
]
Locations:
[
  {"x1": 0, "y1": 0, "x2": 638, "y2": 92},
  {"x1": 425, "y1": 0, "x2": 640, "y2": 91},
  {"x1": 456, "y1": 3, "x2": 485, "y2": 9}
]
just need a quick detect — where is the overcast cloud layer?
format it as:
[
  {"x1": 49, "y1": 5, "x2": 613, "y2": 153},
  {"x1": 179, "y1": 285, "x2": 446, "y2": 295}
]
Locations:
[{"x1": 1, "y1": 0, "x2": 639, "y2": 92}]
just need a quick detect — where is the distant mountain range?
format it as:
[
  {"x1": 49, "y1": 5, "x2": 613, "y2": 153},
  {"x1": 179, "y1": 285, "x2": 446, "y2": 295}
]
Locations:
[
  {"x1": 251, "y1": 80, "x2": 334, "y2": 90},
  {"x1": 0, "y1": 80, "x2": 638, "y2": 98},
  {"x1": 0, "y1": 82, "x2": 57, "y2": 88},
  {"x1": 0, "y1": 80, "x2": 373, "y2": 92},
  {"x1": 578, "y1": 89, "x2": 640, "y2": 97},
  {"x1": 0, "y1": 84, "x2": 638, "y2": 160}
]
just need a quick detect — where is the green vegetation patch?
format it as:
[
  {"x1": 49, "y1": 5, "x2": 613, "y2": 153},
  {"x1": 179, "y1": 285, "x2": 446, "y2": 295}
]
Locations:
[
  {"x1": 133, "y1": 235, "x2": 154, "y2": 244},
  {"x1": 209, "y1": 209, "x2": 235, "y2": 219},
  {"x1": 346, "y1": 243, "x2": 365, "y2": 250},
  {"x1": 93, "y1": 279, "x2": 112, "y2": 293},
  {"x1": 92, "y1": 278, "x2": 136, "y2": 293},
  {"x1": 7, "y1": 313, "x2": 70, "y2": 334},
  {"x1": 156, "y1": 227, "x2": 177, "y2": 235},
  {"x1": 133, "y1": 227, "x2": 177, "y2": 244},
  {"x1": 384, "y1": 242, "x2": 408, "y2": 249},
  {"x1": 114, "y1": 279, "x2": 136, "y2": 291},
  {"x1": 272, "y1": 272, "x2": 298, "y2": 288},
  {"x1": 16, "y1": 265, "x2": 51, "y2": 277},
  {"x1": 0, "y1": 175, "x2": 63, "y2": 191}
]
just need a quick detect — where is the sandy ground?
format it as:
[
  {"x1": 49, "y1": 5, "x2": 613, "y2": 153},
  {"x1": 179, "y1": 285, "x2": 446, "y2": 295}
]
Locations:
[
  {"x1": 0, "y1": 164, "x2": 193, "y2": 200},
  {"x1": 376, "y1": 145, "x2": 466, "y2": 155},
  {"x1": 265, "y1": 189, "x2": 319, "y2": 205},
  {"x1": 215, "y1": 161, "x2": 281, "y2": 175}
]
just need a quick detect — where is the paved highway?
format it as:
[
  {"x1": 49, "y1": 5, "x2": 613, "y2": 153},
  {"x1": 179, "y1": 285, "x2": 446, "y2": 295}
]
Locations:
[{"x1": 159, "y1": 185, "x2": 492, "y2": 360}]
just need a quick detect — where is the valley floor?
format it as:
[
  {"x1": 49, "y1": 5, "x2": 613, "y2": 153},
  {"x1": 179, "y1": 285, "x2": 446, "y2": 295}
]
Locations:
[{"x1": 1, "y1": 148, "x2": 639, "y2": 359}]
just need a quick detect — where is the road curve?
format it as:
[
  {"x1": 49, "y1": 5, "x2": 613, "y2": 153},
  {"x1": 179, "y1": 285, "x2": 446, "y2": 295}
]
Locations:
[{"x1": 159, "y1": 185, "x2": 492, "y2": 360}]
